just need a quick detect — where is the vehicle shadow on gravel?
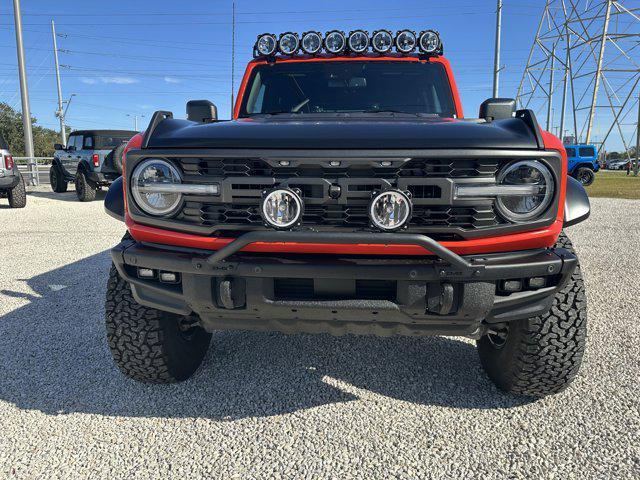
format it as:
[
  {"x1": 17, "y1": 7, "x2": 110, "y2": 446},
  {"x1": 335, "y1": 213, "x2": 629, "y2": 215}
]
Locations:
[
  {"x1": 28, "y1": 190, "x2": 107, "y2": 202},
  {"x1": 0, "y1": 252, "x2": 532, "y2": 421}
]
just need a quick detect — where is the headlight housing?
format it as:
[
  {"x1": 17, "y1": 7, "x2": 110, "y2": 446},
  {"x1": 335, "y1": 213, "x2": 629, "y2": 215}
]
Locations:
[
  {"x1": 278, "y1": 32, "x2": 299, "y2": 55},
  {"x1": 395, "y1": 30, "x2": 416, "y2": 53},
  {"x1": 348, "y1": 30, "x2": 369, "y2": 53},
  {"x1": 301, "y1": 31, "x2": 322, "y2": 54},
  {"x1": 131, "y1": 159, "x2": 183, "y2": 216},
  {"x1": 371, "y1": 30, "x2": 393, "y2": 53},
  {"x1": 495, "y1": 160, "x2": 555, "y2": 222},
  {"x1": 324, "y1": 30, "x2": 346, "y2": 54},
  {"x1": 369, "y1": 189, "x2": 412, "y2": 231},
  {"x1": 255, "y1": 33, "x2": 277, "y2": 56}
]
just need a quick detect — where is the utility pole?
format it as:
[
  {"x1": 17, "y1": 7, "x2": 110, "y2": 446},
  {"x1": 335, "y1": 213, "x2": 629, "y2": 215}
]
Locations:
[
  {"x1": 585, "y1": 0, "x2": 612, "y2": 144},
  {"x1": 51, "y1": 20, "x2": 66, "y2": 147},
  {"x1": 492, "y1": 0, "x2": 502, "y2": 98},
  {"x1": 231, "y1": 0, "x2": 236, "y2": 114},
  {"x1": 12, "y1": 0, "x2": 35, "y2": 184},
  {"x1": 546, "y1": 44, "x2": 555, "y2": 131},
  {"x1": 126, "y1": 114, "x2": 145, "y2": 131}
]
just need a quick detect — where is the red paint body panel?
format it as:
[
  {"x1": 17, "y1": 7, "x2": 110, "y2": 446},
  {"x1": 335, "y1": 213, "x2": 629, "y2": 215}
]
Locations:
[{"x1": 125, "y1": 56, "x2": 567, "y2": 256}]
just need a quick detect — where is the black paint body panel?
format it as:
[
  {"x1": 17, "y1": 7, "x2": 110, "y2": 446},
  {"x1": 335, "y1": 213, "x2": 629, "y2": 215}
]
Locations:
[{"x1": 145, "y1": 116, "x2": 540, "y2": 150}]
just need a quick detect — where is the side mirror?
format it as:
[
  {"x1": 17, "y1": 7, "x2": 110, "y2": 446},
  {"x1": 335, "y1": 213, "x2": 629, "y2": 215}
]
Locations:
[
  {"x1": 54, "y1": 143, "x2": 63, "y2": 150},
  {"x1": 187, "y1": 100, "x2": 218, "y2": 123},
  {"x1": 479, "y1": 98, "x2": 516, "y2": 121}
]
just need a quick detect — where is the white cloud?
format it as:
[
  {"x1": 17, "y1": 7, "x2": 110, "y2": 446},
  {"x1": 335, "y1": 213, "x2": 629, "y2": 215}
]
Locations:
[
  {"x1": 164, "y1": 76, "x2": 181, "y2": 84},
  {"x1": 80, "y1": 77, "x2": 97, "y2": 85},
  {"x1": 99, "y1": 76, "x2": 139, "y2": 85}
]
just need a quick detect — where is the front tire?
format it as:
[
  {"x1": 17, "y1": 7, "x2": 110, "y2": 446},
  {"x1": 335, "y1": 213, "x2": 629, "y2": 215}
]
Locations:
[
  {"x1": 50, "y1": 166, "x2": 68, "y2": 193},
  {"x1": 7, "y1": 173, "x2": 27, "y2": 208},
  {"x1": 105, "y1": 264, "x2": 212, "y2": 383},
  {"x1": 477, "y1": 233, "x2": 587, "y2": 397},
  {"x1": 574, "y1": 167, "x2": 595, "y2": 186},
  {"x1": 75, "y1": 170, "x2": 97, "y2": 201}
]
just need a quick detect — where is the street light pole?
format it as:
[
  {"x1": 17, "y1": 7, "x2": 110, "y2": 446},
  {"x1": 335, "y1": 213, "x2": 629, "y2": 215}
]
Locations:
[
  {"x1": 51, "y1": 20, "x2": 66, "y2": 147},
  {"x1": 231, "y1": 0, "x2": 236, "y2": 114},
  {"x1": 12, "y1": 0, "x2": 35, "y2": 184},
  {"x1": 492, "y1": 0, "x2": 503, "y2": 98}
]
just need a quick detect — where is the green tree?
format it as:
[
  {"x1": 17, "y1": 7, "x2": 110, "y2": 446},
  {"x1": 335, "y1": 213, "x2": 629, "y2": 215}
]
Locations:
[{"x1": 0, "y1": 102, "x2": 61, "y2": 157}]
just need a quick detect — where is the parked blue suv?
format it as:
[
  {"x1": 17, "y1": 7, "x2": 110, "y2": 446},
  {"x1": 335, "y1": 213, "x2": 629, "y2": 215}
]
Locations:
[{"x1": 564, "y1": 144, "x2": 599, "y2": 186}]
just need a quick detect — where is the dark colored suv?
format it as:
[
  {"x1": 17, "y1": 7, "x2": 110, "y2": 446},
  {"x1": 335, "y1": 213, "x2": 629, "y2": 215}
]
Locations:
[
  {"x1": 0, "y1": 134, "x2": 26, "y2": 208},
  {"x1": 50, "y1": 129, "x2": 136, "y2": 201}
]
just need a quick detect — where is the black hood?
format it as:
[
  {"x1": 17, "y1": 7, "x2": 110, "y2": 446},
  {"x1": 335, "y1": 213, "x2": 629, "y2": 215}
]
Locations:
[{"x1": 145, "y1": 114, "x2": 542, "y2": 150}]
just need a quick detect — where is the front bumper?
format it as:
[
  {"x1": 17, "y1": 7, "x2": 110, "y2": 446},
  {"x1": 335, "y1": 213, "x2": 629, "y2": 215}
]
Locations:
[{"x1": 111, "y1": 231, "x2": 577, "y2": 337}]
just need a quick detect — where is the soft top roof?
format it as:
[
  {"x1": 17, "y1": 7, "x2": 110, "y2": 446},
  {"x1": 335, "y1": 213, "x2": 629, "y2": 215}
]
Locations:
[{"x1": 69, "y1": 129, "x2": 137, "y2": 136}]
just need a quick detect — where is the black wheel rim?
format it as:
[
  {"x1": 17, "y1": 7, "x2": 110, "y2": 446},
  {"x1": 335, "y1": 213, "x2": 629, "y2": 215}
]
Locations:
[
  {"x1": 579, "y1": 171, "x2": 592, "y2": 185},
  {"x1": 486, "y1": 324, "x2": 509, "y2": 349}
]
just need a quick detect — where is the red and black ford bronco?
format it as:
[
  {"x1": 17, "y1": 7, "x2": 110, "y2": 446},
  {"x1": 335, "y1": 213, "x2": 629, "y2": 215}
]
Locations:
[{"x1": 104, "y1": 30, "x2": 590, "y2": 396}]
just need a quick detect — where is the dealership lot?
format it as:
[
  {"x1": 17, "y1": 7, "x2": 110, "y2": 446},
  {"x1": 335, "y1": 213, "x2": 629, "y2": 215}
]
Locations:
[{"x1": 0, "y1": 189, "x2": 638, "y2": 479}]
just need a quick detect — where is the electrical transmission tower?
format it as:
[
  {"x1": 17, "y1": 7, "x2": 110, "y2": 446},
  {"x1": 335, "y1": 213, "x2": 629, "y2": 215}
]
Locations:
[{"x1": 516, "y1": 0, "x2": 639, "y2": 165}]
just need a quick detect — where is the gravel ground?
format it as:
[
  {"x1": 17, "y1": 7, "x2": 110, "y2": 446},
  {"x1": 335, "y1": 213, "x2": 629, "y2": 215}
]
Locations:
[{"x1": 0, "y1": 189, "x2": 638, "y2": 479}]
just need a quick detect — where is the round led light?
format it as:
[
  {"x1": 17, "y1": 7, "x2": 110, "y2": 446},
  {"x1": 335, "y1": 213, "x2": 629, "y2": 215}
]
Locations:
[
  {"x1": 348, "y1": 30, "x2": 369, "y2": 54},
  {"x1": 278, "y1": 32, "x2": 299, "y2": 55},
  {"x1": 371, "y1": 30, "x2": 393, "y2": 53},
  {"x1": 495, "y1": 160, "x2": 555, "y2": 223},
  {"x1": 131, "y1": 159, "x2": 182, "y2": 216},
  {"x1": 369, "y1": 190, "x2": 412, "y2": 231},
  {"x1": 419, "y1": 30, "x2": 440, "y2": 54},
  {"x1": 256, "y1": 33, "x2": 277, "y2": 56},
  {"x1": 324, "y1": 30, "x2": 346, "y2": 54},
  {"x1": 261, "y1": 188, "x2": 303, "y2": 229},
  {"x1": 395, "y1": 30, "x2": 417, "y2": 54},
  {"x1": 301, "y1": 31, "x2": 322, "y2": 54}
]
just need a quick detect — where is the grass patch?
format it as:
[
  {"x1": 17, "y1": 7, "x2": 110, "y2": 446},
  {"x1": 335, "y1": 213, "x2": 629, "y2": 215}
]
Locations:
[{"x1": 585, "y1": 170, "x2": 640, "y2": 199}]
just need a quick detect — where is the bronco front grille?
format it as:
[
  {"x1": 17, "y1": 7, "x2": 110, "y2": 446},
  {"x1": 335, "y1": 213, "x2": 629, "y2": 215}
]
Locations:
[
  {"x1": 181, "y1": 157, "x2": 500, "y2": 179},
  {"x1": 172, "y1": 155, "x2": 505, "y2": 237}
]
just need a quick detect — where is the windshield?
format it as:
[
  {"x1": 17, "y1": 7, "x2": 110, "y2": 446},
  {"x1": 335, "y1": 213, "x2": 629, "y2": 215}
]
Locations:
[{"x1": 240, "y1": 61, "x2": 456, "y2": 117}]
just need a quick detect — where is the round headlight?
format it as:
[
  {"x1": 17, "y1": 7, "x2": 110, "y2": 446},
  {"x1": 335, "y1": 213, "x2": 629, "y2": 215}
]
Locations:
[
  {"x1": 262, "y1": 188, "x2": 303, "y2": 229},
  {"x1": 419, "y1": 30, "x2": 440, "y2": 54},
  {"x1": 496, "y1": 160, "x2": 555, "y2": 222},
  {"x1": 131, "y1": 159, "x2": 182, "y2": 216},
  {"x1": 369, "y1": 190, "x2": 412, "y2": 231},
  {"x1": 395, "y1": 30, "x2": 417, "y2": 54},
  {"x1": 324, "y1": 30, "x2": 346, "y2": 54},
  {"x1": 371, "y1": 30, "x2": 393, "y2": 54},
  {"x1": 256, "y1": 33, "x2": 277, "y2": 56},
  {"x1": 278, "y1": 32, "x2": 299, "y2": 55},
  {"x1": 301, "y1": 31, "x2": 322, "y2": 55},
  {"x1": 348, "y1": 30, "x2": 369, "y2": 54}
]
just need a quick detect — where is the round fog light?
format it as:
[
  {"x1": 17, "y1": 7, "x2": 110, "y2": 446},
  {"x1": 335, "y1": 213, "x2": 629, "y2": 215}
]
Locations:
[
  {"x1": 369, "y1": 190, "x2": 412, "y2": 231},
  {"x1": 262, "y1": 188, "x2": 303, "y2": 229}
]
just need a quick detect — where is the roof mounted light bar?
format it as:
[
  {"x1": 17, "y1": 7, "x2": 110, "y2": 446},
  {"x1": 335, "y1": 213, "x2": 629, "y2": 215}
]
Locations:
[{"x1": 253, "y1": 29, "x2": 443, "y2": 58}]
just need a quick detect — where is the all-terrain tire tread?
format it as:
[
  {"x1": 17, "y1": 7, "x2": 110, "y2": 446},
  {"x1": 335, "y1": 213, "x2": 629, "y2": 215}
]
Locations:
[
  {"x1": 105, "y1": 264, "x2": 210, "y2": 383},
  {"x1": 76, "y1": 171, "x2": 97, "y2": 202},
  {"x1": 7, "y1": 173, "x2": 27, "y2": 208},
  {"x1": 478, "y1": 232, "x2": 587, "y2": 396}
]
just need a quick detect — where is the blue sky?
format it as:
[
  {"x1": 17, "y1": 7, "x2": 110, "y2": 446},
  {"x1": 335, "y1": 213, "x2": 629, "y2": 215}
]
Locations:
[{"x1": 0, "y1": 0, "x2": 633, "y2": 149}]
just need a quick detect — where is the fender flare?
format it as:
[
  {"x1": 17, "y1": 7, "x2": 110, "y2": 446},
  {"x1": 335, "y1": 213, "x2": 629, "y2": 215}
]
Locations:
[
  {"x1": 77, "y1": 160, "x2": 92, "y2": 173},
  {"x1": 564, "y1": 176, "x2": 590, "y2": 227},
  {"x1": 104, "y1": 176, "x2": 125, "y2": 222}
]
